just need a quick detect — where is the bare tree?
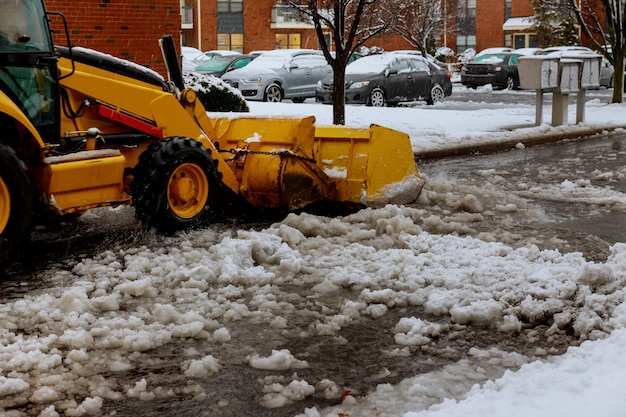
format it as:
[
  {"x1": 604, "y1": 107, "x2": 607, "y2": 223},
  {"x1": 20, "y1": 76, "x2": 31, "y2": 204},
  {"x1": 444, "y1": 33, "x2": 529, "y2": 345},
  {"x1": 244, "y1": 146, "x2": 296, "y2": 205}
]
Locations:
[
  {"x1": 537, "y1": 0, "x2": 624, "y2": 102},
  {"x1": 387, "y1": 0, "x2": 457, "y2": 57},
  {"x1": 565, "y1": 0, "x2": 625, "y2": 102},
  {"x1": 284, "y1": 0, "x2": 398, "y2": 125}
]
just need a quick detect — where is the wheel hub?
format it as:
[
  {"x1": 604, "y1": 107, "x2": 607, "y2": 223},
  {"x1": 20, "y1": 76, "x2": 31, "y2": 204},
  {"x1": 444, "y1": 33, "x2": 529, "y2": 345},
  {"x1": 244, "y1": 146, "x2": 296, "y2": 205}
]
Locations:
[
  {"x1": 0, "y1": 176, "x2": 10, "y2": 233},
  {"x1": 167, "y1": 163, "x2": 209, "y2": 219}
]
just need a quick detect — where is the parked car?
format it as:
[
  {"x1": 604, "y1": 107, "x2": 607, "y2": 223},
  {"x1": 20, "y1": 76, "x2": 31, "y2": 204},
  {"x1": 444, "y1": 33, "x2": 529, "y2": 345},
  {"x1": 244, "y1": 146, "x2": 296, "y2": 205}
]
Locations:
[
  {"x1": 316, "y1": 53, "x2": 452, "y2": 107},
  {"x1": 221, "y1": 49, "x2": 332, "y2": 102},
  {"x1": 514, "y1": 47, "x2": 542, "y2": 56},
  {"x1": 389, "y1": 49, "x2": 446, "y2": 66},
  {"x1": 194, "y1": 54, "x2": 257, "y2": 77},
  {"x1": 539, "y1": 46, "x2": 594, "y2": 56},
  {"x1": 181, "y1": 46, "x2": 211, "y2": 72},
  {"x1": 476, "y1": 47, "x2": 514, "y2": 56},
  {"x1": 203, "y1": 50, "x2": 243, "y2": 59},
  {"x1": 461, "y1": 52, "x2": 524, "y2": 90},
  {"x1": 599, "y1": 58, "x2": 615, "y2": 88}
]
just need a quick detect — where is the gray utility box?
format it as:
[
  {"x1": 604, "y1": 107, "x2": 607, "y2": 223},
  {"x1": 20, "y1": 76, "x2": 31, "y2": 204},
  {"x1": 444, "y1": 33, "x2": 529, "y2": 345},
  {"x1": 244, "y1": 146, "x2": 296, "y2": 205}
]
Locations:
[
  {"x1": 558, "y1": 58, "x2": 582, "y2": 93},
  {"x1": 561, "y1": 53, "x2": 602, "y2": 89},
  {"x1": 518, "y1": 56, "x2": 560, "y2": 91}
]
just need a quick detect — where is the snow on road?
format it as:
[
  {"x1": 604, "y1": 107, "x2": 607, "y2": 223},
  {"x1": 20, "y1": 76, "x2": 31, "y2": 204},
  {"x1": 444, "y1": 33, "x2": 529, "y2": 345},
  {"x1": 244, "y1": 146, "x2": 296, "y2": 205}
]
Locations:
[{"x1": 1, "y1": 89, "x2": 626, "y2": 416}]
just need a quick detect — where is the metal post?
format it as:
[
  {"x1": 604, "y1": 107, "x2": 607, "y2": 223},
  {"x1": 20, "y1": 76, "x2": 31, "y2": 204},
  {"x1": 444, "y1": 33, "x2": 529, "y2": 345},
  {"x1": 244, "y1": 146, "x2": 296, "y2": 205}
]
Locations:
[
  {"x1": 535, "y1": 90, "x2": 544, "y2": 125},
  {"x1": 576, "y1": 89, "x2": 586, "y2": 123},
  {"x1": 552, "y1": 92, "x2": 568, "y2": 126}
]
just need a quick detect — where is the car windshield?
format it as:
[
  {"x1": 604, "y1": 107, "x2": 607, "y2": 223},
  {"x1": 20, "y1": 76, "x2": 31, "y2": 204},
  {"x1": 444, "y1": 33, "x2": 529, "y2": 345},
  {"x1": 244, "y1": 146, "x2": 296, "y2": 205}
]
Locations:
[
  {"x1": 197, "y1": 58, "x2": 232, "y2": 71},
  {"x1": 243, "y1": 54, "x2": 289, "y2": 70},
  {"x1": 346, "y1": 55, "x2": 400, "y2": 75},
  {"x1": 472, "y1": 54, "x2": 505, "y2": 64}
]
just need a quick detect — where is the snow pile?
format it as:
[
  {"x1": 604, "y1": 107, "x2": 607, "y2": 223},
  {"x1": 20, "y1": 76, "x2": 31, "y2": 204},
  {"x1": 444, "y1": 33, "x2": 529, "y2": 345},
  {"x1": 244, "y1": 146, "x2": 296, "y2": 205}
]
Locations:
[
  {"x1": 1, "y1": 205, "x2": 625, "y2": 415},
  {"x1": 2, "y1": 86, "x2": 626, "y2": 416}
]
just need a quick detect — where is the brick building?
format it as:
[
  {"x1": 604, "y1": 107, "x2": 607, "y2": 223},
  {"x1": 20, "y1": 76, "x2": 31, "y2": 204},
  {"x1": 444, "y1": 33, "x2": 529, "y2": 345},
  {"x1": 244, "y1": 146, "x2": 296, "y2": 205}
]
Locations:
[
  {"x1": 45, "y1": 0, "x2": 181, "y2": 75},
  {"x1": 42, "y1": 0, "x2": 601, "y2": 76},
  {"x1": 183, "y1": 0, "x2": 597, "y2": 58},
  {"x1": 182, "y1": 0, "x2": 410, "y2": 54}
]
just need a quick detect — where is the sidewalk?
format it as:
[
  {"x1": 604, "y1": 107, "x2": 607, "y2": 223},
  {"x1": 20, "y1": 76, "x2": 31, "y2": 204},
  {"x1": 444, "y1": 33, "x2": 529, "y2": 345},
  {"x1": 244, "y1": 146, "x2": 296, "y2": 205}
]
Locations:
[
  {"x1": 247, "y1": 95, "x2": 626, "y2": 160},
  {"x1": 416, "y1": 122, "x2": 626, "y2": 159}
]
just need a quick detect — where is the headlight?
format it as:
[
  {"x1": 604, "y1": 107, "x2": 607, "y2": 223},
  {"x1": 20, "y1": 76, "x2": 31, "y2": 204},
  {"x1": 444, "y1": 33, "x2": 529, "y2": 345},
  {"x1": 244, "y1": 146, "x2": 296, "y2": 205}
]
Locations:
[
  {"x1": 349, "y1": 81, "x2": 370, "y2": 89},
  {"x1": 242, "y1": 77, "x2": 262, "y2": 84},
  {"x1": 317, "y1": 80, "x2": 323, "y2": 88}
]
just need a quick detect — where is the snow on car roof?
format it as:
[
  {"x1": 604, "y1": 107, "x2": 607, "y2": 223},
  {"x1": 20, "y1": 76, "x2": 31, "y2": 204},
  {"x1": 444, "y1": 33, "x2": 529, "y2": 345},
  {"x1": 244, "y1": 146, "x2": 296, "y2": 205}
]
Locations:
[
  {"x1": 240, "y1": 49, "x2": 324, "y2": 71},
  {"x1": 540, "y1": 46, "x2": 594, "y2": 56},
  {"x1": 471, "y1": 54, "x2": 506, "y2": 64},
  {"x1": 346, "y1": 53, "x2": 422, "y2": 74}
]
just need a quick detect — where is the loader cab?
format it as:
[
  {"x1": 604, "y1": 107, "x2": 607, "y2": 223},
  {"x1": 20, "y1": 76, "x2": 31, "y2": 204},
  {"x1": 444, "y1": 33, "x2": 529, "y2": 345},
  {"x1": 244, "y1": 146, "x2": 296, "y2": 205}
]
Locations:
[{"x1": 0, "y1": 0, "x2": 59, "y2": 142}]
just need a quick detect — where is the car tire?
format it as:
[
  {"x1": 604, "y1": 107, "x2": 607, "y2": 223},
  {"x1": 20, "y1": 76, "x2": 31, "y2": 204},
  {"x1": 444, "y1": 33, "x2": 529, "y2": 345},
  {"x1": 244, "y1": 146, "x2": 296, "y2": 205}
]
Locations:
[
  {"x1": 367, "y1": 87, "x2": 386, "y2": 107},
  {"x1": 426, "y1": 84, "x2": 445, "y2": 105},
  {"x1": 265, "y1": 83, "x2": 283, "y2": 102},
  {"x1": 505, "y1": 75, "x2": 515, "y2": 90}
]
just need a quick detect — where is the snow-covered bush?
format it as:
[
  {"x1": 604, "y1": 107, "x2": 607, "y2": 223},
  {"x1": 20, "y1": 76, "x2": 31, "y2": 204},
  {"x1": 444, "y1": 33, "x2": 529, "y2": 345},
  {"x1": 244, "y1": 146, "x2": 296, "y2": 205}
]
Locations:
[{"x1": 183, "y1": 72, "x2": 249, "y2": 112}]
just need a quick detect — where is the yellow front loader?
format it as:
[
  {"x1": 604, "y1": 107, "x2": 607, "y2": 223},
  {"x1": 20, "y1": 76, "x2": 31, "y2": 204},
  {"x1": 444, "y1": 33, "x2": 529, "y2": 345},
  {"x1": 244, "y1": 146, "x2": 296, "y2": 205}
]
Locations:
[{"x1": 0, "y1": 0, "x2": 423, "y2": 265}]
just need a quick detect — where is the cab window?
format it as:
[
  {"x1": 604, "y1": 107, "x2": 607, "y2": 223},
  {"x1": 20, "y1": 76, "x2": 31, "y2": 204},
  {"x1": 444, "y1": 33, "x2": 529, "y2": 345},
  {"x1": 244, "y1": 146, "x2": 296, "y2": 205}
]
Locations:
[{"x1": 0, "y1": 0, "x2": 53, "y2": 53}]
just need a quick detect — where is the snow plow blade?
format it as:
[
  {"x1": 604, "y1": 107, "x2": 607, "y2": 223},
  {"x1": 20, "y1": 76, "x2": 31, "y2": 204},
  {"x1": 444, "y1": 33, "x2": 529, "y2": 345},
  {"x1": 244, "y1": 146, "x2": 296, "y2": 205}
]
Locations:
[
  {"x1": 314, "y1": 124, "x2": 424, "y2": 207},
  {"x1": 209, "y1": 116, "x2": 423, "y2": 210}
]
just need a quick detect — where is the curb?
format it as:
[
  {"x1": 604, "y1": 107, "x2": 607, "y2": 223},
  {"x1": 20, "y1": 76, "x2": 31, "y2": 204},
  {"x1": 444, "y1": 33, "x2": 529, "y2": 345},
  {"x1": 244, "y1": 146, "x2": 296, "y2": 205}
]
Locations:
[{"x1": 415, "y1": 124, "x2": 626, "y2": 160}]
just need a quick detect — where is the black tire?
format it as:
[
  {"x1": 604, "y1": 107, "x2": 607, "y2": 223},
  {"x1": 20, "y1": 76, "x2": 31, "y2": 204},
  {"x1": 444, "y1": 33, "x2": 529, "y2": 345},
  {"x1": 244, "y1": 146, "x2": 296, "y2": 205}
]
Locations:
[
  {"x1": 131, "y1": 137, "x2": 223, "y2": 233},
  {"x1": 367, "y1": 87, "x2": 386, "y2": 107},
  {"x1": 0, "y1": 144, "x2": 34, "y2": 266},
  {"x1": 426, "y1": 84, "x2": 445, "y2": 105},
  {"x1": 505, "y1": 75, "x2": 515, "y2": 90},
  {"x1": 265, "y1": 83, "x2": 283, "y2": 102}
]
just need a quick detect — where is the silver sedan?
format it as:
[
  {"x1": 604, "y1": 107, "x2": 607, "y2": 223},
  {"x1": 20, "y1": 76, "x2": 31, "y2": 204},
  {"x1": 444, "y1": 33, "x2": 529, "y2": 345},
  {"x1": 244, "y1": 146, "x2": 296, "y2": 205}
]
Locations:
[{"x1": 221, "y1": 49, "x2": 332, "y2": 103}]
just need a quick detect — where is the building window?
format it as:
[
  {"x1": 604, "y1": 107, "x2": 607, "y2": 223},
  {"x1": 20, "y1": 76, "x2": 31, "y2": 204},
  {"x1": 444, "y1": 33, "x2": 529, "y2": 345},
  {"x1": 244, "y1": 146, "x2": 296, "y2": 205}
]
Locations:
[
  {"x1": 217, "y1": 0, "x2": 243, "y2": 13},
  {"x1": 181, "y1": 6, "x2": 194, "y2": 25},
  {"x1": 456, "y1": 0, "x2": 476, "y2": 48},
  {"x1": 275, "y1": 33, "x2": 301, "y2": 49},
  {"x1": 456, "y1": 35, "x2": 476, "y2": 52},
  {"x1": 218, "y1": 33, "x2": 244, "y2": 52},
  {"x1": 457, "y1": 0, "x2": 476, "y2": 18},
  {"x1": 514, "y1": 33, "x2": 539, "y2": 49}
]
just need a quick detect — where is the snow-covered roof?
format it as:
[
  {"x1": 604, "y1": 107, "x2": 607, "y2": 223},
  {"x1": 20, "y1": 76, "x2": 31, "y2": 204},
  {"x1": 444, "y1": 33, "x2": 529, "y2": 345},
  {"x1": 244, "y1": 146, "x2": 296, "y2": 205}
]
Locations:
[{"x1": 502, "y1": 16, "x2": 534, "y2": 30}]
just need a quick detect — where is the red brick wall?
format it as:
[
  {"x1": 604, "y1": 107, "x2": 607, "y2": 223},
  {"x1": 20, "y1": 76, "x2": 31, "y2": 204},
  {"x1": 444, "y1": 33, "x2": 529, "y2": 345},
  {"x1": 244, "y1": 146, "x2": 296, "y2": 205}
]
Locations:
[
  {"x1": 476, "y1": 0, "x2": 506, "y2": 51},
  {"x1": 511, "y1": 0, "x2": 534, "y2": 17},
  {"x1": 365, "y1": 33, "x2": 412, "y2": 52},
  {"x1": 45, "y1": 0, "x2": 180, "y2": 76},
  {"x1": 198, "y1": 0, "x2": 217, "y2": 50},
  {"x1": 242, "y1": 1, "x2": 320, "y2": 52},
  {"x1": 243, "y1": 1, "x2": 274, "y2": 51}
]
